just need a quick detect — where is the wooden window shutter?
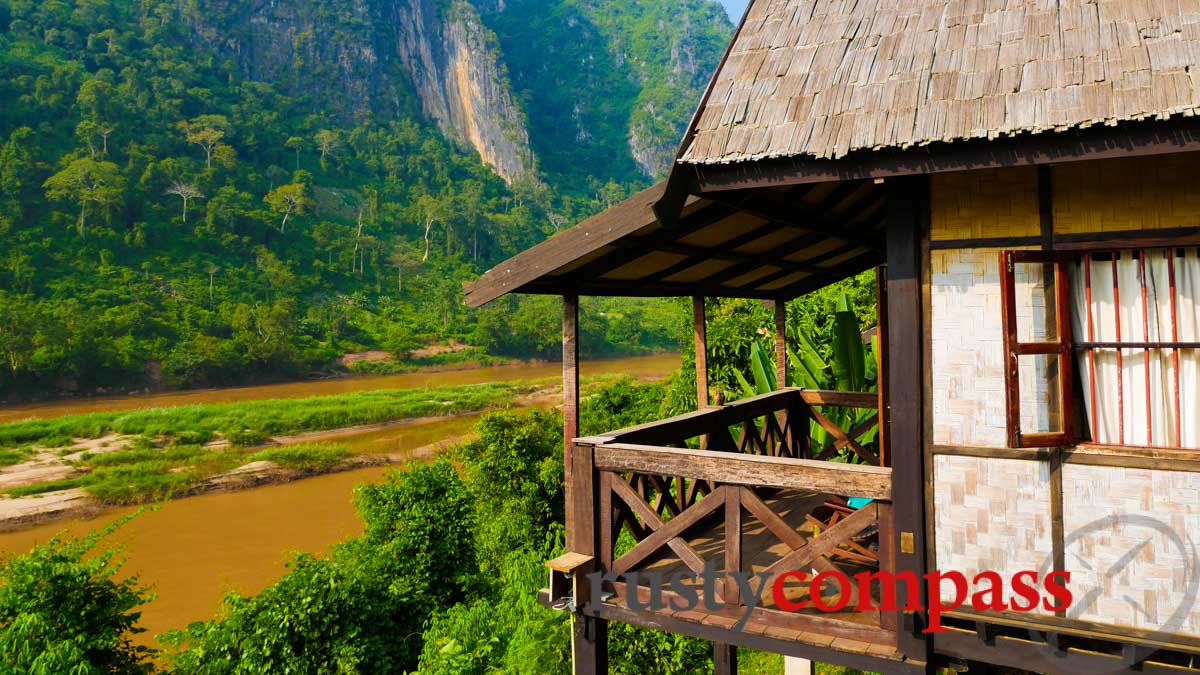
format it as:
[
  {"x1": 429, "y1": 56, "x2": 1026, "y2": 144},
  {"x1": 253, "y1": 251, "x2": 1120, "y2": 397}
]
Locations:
[{"x1": 999, "y1": 250, "x2": 1075, "y2": 448}]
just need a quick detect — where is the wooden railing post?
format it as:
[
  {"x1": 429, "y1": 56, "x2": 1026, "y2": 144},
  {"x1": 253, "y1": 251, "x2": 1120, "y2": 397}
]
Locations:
[
  {"x1": 570, "y1": 441, "x2": 607, "y2": 674},
  {"x1": 564, "y1": 294, "x2": 580, "y2": 551}
]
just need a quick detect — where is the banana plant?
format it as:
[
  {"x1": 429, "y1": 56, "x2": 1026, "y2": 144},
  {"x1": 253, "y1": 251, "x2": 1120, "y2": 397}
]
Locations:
[{"x1": 733, "y1": 293, "x2": 879, "y2": 463}]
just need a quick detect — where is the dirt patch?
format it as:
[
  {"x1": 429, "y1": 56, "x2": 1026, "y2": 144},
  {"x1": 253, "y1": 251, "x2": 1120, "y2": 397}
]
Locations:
[
  {"x1": 0, "y1": 436, "x2": 470, "y2": 533},
  {"x1": 410, "y1": 340, "x2": 471, "y2": 359},
  {"x1": 338, "y1": 350, "x2": 394, "y2": 367}
]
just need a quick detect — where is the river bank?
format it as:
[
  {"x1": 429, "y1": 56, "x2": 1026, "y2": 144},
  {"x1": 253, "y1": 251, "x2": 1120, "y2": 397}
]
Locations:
[
  {"x1": 0, "y1": 353, "x2": 678, "y2": 424},
  {"x1": 0, "y1": 353, "x2": 679, "y2": 641}
]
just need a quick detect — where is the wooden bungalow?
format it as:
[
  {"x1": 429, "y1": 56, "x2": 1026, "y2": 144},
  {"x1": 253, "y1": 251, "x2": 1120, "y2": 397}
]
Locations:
[{"x1": 465, "y1": 2, "x2": 1200, "y2": 673}]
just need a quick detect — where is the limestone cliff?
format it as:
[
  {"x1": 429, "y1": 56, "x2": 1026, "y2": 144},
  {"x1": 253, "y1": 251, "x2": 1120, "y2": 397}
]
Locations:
[
  {"x1": 180, "y1": 0, "x2": 535, "y2": 183},
  {"x1": 387, "y1": 0, "x2": 534, "y2": 183}
]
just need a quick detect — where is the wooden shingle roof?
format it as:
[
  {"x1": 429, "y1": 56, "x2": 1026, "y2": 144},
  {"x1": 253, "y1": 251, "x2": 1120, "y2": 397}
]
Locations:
[{"x1": 681, "y1": 0, "x2": 1200, "y2": 165}]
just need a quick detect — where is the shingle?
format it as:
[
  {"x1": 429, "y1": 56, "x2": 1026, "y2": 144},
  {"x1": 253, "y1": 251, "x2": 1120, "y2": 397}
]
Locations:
[{"x1": 680, "y1": 0, "x2": 1200, "y2": 163}]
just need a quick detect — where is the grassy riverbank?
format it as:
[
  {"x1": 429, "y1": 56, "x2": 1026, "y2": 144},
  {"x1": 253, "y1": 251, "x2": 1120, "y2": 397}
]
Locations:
[
  {"x1": 0, "y1": 373, "x2": 636, "y2": 507},
  {"x1": 0, "y1": 381, "x2": 539, "y2": 454}
]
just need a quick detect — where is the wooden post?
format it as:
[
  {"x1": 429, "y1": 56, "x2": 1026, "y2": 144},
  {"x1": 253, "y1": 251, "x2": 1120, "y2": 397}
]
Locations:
[
  {"x1": 694, "y1": 296, "x2": 709, "y2": 407},
  {"x1": 884, "y1": 177, "x2": 931, "y2": 665},
  {"x1": 875, "y1": 265, "x2": 888, "y2": 467},
  {"x1": 774, "y1": 299, "x2": 788, "y2": 387},
  {"x1": 564, "y1": 296, "x2": 607, "y2": 674},
  {"x1": 714, "y1": 644, "x2": 737, "y2": 675},
  {"x1": 564, "y1": 294, "x2": 580, "y2": 551}
]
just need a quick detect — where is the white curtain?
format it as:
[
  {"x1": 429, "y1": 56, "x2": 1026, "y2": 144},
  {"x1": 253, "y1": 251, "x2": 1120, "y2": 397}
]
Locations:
[{"x1": 1069, "y1": 248, "x2": 1200, "y2": 448}]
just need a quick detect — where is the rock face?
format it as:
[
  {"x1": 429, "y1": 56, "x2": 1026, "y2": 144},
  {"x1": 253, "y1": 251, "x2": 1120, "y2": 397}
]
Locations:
[
  {"x1": 386, "y1": 0, "x2": 534, "y2": 183},
  {"x1": 181, "y1": 0, "x2": 535, "y2": 183}
]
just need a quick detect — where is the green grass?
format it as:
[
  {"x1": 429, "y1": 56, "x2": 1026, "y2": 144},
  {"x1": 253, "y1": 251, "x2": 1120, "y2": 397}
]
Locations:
[
  {"x1": 250, "y1": 444, "x2": 351, "y2": 471},
  {"x1": 0, "y1": 381, "x2": 538, "y2": 451},
  {"x1": 5, "y1": 443, "x2": 353, "y2": 505}
]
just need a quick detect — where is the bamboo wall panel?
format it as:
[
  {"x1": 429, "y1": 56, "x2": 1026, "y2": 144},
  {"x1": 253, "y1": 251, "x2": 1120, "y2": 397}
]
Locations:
[
  {"x1": 1061, "y1": 464, "x2": 1200, "y2": 638},
  {"x1": 933, "y1": 455, "x2": 1053, "y2": 615},
  {"x1": 931, "y1": 167, "x2": 1040, "y2": 241},
  {"x1": 1053, "y1": 155, "x2": 1200, "y2": 234},
  {"x1": 931, "y1": 248, "x2": 1051, "y2": 446}
]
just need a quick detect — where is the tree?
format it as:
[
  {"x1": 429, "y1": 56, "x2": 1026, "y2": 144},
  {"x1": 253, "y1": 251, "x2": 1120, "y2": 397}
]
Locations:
[
  {"x1": 387, "y1": 247, "x2": 420, "y2": 294},
  {"x1": 180, "y1": 115, "x2": 230, "y2": 169},
  {"x1": 42, "y1": 158, "x2": 125, "y2": 238},
  {"x1": 285, "y1": 136, "x2": 304, "y2": 169},
  {"x1": 415, "y1": 193, "x2": 446, "y2": 262},
  {"x1": 314, "y1": 129, "x2": 340, "y2": 170},
  {"x1": 263, "y1": 183, "x2": 311, "y2": 233},
  {"x1": 164, "y1": 180, "x2": 203, "y2": 224}
]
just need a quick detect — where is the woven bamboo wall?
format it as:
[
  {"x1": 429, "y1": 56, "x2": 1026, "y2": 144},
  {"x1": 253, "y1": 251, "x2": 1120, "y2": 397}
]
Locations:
[
  {"x1": 930, "y1": 166, "x2": 1040, "y2": 241},
  {"x1": 930, "y1": 248, "x2": 1054, "y2": 445},
  {"x1": 1053, "y1": 154, "x2": 1200, "y2": 233},
  {"x1": 1062, "y1": 464, "x2": 1200, "y2": 638},
  {"x1": 933, "y1": 455, "x2": 1053, "y2": 613}
]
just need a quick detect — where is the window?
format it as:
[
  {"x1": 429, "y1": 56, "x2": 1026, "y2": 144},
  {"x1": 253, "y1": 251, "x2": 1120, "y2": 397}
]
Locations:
[
  {"x1": 999, "y1": 251, "x2": 1074, "y2": 448},
  {"x1": 1070, "y1": 248, "x2": 1200, "y2": 449},
  {"x1": 1001, "y1": 247, "x2": 1200, "y2": 450}
]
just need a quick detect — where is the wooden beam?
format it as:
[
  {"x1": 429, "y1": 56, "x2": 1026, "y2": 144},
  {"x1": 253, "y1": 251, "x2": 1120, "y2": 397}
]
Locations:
[
  {"x1": 714, "y1": 643, "x2": 737, "y2": 675},
  {"x1": 564, "y1": 203, "x2": 736, "y2": 284},
  {"x1": 884, "y1": 176, "x2": 931, "y2": 661},
  {"x1": 799, "y1": 390, "x2": 880, "y2": 408},
  {"x1": 774, "y1": 300, "x2": 787, "y2": 387},
  {"x1": 593, "y1": 444, "x2": 893, "y2": 500},
  {"x1": 563, "y1": 294, "x2": 580, "y2": 552},
  {"x1": 694, "y1": 296, "x2": 709, "y2": 408},
  {"x1": 689, "y1": 116, "x2": 1200, "y2": 192},
  {"x1": 705, "y1": 189, "x2": 884, "y2": 251},
  {"x1": 771, "y1": 251, "x2": 885, "y2": 300}
]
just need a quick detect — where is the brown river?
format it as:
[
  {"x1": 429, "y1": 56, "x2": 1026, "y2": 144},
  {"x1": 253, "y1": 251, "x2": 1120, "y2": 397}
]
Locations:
[{"x1": 0, "y1": 353, "x2": 679, "y2": 644}]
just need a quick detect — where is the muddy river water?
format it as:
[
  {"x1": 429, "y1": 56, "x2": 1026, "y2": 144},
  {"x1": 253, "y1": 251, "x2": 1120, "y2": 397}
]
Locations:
[{"x1": 0, "y1": 353, "x2": 678, "y2": 644}]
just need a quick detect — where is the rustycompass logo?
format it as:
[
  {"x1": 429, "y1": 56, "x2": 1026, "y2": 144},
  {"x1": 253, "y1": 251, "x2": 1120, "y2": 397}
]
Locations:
[{"x1": 1027, "y1": 514, "x2": 1200, "y2": 674}]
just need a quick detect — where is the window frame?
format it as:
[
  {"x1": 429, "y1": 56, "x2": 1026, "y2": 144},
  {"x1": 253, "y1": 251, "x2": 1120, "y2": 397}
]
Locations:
[{"x1": 999, "y1": 250, "x2": 1075, "y2": 448}]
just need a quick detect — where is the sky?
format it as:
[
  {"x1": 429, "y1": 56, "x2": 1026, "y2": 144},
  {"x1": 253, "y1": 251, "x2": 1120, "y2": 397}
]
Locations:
[{"x1": 718, "y1": 0, "x2": 749, "y2": 21}]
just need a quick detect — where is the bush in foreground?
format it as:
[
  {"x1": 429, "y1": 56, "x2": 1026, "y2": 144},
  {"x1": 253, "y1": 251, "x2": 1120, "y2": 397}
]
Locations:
[{"x1": 0, "y1": 518, "x2": 153, "y2": 673}]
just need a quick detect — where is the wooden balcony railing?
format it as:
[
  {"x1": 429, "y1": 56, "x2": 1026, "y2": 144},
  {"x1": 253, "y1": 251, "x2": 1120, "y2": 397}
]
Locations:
[{"x1": 572, "y1": 388, "x2": 898, "y2": 647}]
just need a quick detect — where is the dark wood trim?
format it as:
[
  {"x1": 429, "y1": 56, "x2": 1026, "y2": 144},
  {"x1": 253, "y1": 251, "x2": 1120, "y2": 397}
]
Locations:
[
  {"x1": 1062, "y1": 224, "x2": 1200, "y2": 250},
  {"x1": 713, "y1": 643, "x2": 736, "y2": 675},
  {"x1": 774, "y1": 300, "x2": 787, "y2": 388},
  {"x1": 593, "y1": 443, "x2": 893, "y2": 500},
  {"x1": 934, "y1": 626, "x2": 1200, "y2": 675},
  {"x1": 687, "y1": 116, "x2": 1200, "y2": 192},
  {"x1": 694, "y1": 296, "x2": 709, "y2": 408},
  {"x1": 583, "y1": 599, "x2": 923, "y2": 674},
  {"x1": 1074, "y1": 341, "x2": 1200, "y2": 349},
  {"x1": 929, "y1": 236, "x2": 1041, "y2": 250},
  {"x1": 1062, "y1": 446, "x2": 1200, "y2": 472},
  {"x1": 1052, "y1": 226, "x2": 1200, "y2": 251},
  {"x1": 1048, "y1": 449, "x2": 1065, "y2": 618},
  {"x1": 564, "y1": 203, "x2": 736, "y2": 284},
  {"x1": 799, "y1": 390, "x2": 879, "y2": 408},
  {"x1": 1038, "y1": 164, "x2": 1054, "y2": 251},
  {"x1": 885, "y1": 176, "x2": 931, "y2": 660},
  {"x1": 929, "y1": 444, "x2": 1053, "y2": 461},
  {"x1": 702, "y1": 189, "x2": 885, "y2": 251},
  {"x1": 563, "y1": 295, "x2": 580, "y2": 552},
  {"x1": 771, "y1": 252, "x2": 885, "y2": 301},
  {"x1": 943, "y1": 609, "x2": 1200, "y2": 655}
]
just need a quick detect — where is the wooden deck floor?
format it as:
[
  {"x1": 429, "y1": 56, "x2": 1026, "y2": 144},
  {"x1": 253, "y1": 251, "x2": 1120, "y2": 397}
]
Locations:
[{"x1": 600, "y1": 488, "x2": 904, "y2": 665}]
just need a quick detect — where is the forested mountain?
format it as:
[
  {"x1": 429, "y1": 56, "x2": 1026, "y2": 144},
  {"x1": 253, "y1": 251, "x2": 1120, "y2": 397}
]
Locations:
[{"x1": 0, "y1": 0, "x2": 731, "y2": 397}]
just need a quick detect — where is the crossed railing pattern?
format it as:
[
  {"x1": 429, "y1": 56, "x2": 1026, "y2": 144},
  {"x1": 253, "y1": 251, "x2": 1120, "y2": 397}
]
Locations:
[{"x1": 576, "y1": 388, "x2": 896, "y2": 642}]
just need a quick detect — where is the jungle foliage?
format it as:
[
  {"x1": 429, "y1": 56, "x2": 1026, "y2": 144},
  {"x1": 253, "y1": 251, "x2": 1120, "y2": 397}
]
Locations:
[{"x1": 0, "y1": 0, "x2": 718, "y2": 398}]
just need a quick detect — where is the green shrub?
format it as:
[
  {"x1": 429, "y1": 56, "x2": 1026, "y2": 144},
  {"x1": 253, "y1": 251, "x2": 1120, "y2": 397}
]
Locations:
[
  {"x1": 0, "y1": 518, "x2": 153, "y2": 673},
  {"x1": 249, "y1": 444, "x2": 350, "y2": 470}
]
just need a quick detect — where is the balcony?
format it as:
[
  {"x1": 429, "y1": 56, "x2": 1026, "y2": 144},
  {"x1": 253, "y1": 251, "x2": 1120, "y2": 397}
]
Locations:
[{"x1": 550, "y1": 388, "x2": 913, "y2": 671}]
